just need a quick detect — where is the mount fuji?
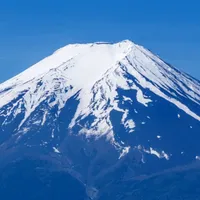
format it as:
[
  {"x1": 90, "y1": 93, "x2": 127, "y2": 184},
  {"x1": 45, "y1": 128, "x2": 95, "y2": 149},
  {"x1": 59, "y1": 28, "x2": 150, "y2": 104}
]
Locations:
[{"x1": 0, "y1": 40, "x2": 200, "y2": 200}]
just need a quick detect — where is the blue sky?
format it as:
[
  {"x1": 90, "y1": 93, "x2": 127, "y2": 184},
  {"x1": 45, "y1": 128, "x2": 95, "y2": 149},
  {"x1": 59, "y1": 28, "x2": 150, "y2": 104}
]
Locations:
[{"x1": 0, "y1": 0, "x2": 200, "y2": 82}]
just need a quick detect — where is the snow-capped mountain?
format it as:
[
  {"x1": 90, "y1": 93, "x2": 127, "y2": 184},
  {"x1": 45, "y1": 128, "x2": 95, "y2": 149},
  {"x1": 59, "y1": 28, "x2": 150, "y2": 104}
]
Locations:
[{"x1": 0, "y1": 40, "x2": 200, "y2": 199}]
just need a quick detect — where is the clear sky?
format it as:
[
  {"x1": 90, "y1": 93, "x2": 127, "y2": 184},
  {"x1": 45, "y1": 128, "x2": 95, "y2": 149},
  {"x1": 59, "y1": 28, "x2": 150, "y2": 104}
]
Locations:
[{"x1": 0, "y1": 0, "x2": 200, "y2": 83}]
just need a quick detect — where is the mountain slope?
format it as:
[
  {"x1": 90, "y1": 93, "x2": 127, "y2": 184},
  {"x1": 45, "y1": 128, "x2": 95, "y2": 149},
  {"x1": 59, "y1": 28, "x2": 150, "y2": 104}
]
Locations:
[{"x1": 0, "y1": 40, "x2": 200, "y2": 199}]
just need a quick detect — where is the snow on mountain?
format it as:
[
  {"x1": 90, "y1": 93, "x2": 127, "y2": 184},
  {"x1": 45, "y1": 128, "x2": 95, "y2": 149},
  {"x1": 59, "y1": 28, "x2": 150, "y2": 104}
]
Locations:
[{"x1": 0, "y1": 40, "x2": 200, "y2": 161}]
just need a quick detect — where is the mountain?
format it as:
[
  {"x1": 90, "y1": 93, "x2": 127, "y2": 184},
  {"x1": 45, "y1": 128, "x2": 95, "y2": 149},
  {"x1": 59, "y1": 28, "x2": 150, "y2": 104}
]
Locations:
[{"x1": 0, "y1": 40, "x2": 200, "y2": 200}]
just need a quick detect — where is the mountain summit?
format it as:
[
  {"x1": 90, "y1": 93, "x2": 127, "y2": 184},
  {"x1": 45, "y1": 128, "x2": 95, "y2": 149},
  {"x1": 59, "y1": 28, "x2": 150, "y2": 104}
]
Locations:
[{"x1": 0, "y1": 40, "x2": 200, "y2": 199}]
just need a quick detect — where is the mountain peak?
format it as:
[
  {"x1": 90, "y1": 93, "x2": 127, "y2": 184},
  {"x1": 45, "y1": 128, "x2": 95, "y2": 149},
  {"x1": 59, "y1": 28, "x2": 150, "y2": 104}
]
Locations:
[
  {"x1": 0, "y1": 40, "x2": 199, "y2": 149},
  {"x1": 2, "y1": 40, "x2": 134, "y2": 87},
  {"x1": 0, "y1": 40, "x2": 200, "y2": 198},
  {"x1": 0, "y1": 40, "x2": 200, "y2": 199}
]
